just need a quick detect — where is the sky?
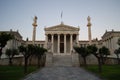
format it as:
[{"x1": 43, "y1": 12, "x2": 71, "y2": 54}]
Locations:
[{"x1": 0, "y1": 0, "x2": 120, "y2": 40}]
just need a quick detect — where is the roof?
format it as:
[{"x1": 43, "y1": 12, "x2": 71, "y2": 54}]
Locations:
[
  {"x1": 0, "y1": 30, "x2": 22, "y2": 39},
  {"x1": 44, "y1": 23, "x2": 80, "y2": 31},
  {"x1": 102, "y1": 30, "x2": 120, "y2": 39}
]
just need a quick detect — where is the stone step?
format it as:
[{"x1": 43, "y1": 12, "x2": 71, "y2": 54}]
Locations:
[{"x1": 53, "y1": 55, "x2": 72, "y2": 67}]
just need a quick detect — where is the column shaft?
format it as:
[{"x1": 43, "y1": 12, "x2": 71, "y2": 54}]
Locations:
[
  {"x1": 64, "y1": 34, "x2": 66, "y2": 53},
  {"x1": 88, "y1": 27, "x2": 92, "y2": 45},
  {"x1": 70, "y1": 34, "x2": 73, "y2": 53},
  {"x1": 32, "y1": 27, "x2": 36, "y2": 45},
  {"x1": 58, "y1": 34, "x2": 60, "y2": 53},
  {"x1": 110, "y1": 38, "x2": 112, "y2": 49},
  {"x1": 76, "y1": 34, "x2": 79, "y2": 45},
  {"x1": 45, "y1": 34, "x2": 48, "y2": 48},
  {"x1": 51, "y1": 34, "x2": 54, "y2": 53}
]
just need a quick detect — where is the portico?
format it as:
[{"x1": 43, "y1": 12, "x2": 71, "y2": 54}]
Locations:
[{"x1": 44, "y1": 23, "x2": 79, "y2": 55}]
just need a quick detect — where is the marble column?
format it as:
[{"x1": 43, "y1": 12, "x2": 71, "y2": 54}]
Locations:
[
  {"x1": 108, "y1": 38, "x2": 111, "y2": 49},
  {"x1": 64, "y1": 34, "x2": 66, "y2": 54},
  {"x1": 32, "y1": 16, "x2": 37, "y2": 45},
  {"x1": 76, "y1": 34, "x2": 79, "y2": 45},
  {"x1": 110, "y1": 38, "x2": 112, "y2": 49},
  {"x1": 87, "y1": 16, "x2": 92, "y2": 45},
  {"x1": 51, "y1": 34, "x2": 54, "y2": 53},
  {"x1": 105, "y1": 40, "x2": 107, "y2": 47},
  {"x1": 32, "y1": 27, "x2": 36, "y2": 45},
  {"x1": 58, "y1": 34, "x2": 60, "y2": 54},
  {"x1": 107, "y1": 39, "x2": 109, "y2": 48},
  {"x1": 70, "y1": 34, "x2": 73, "y2": 53},
  {"x1": 45, "y1": 34, "x2": 48, "y2": 48},
  {"x1": 111, "y1": 37, "x2": 113, "y2": 50}
]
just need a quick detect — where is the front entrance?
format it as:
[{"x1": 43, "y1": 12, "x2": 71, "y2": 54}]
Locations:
[{"x1": 60, "y1": 43, "x2": 64, "y2": 53}]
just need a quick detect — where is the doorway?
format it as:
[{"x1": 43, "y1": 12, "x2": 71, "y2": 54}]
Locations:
[{"x1": 60, "y1": 43, "x2": 64, "y2": 53}]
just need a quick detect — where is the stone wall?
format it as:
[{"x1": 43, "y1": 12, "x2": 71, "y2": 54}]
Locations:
[
  {"x1": 45, "y1": 52, "x2": 53, "y2": 67},
  {"x1": 79, "y1": 54, "x2": 98, "y2": 65},
  {"x1": 0, "y1": 57, "x2": 24, "y2": 65},
  {"x1": 0, "y1": 54, "x2": 46, "y2": 66},
  {"x1": 0, "y1": 54, "x2": 118, "y2": 66},
  {"x1": 79, "y1": 54, "x2": 119, "y2": 65},
  {"x1": 105, "y1": 57, "x2": 118, "y2": 64}
]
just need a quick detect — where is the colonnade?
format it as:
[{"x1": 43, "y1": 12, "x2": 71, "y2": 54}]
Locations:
[{"x1": 45, "y1": 33, "x2": 79, "y2": 54}]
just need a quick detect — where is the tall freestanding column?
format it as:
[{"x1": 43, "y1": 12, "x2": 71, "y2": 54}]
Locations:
[
  {"x1": 87, "y1": 16, "x2": 92, "y2": 45},
  {"x1": 32, "y1": 16, "x2": 38, "y2": 45}
]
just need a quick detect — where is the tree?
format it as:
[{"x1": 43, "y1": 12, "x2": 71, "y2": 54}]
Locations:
[
  {"x1": 99, "y1": 46, "x2": 110, "y2": 64},
  {"x1": 74, "y1": 47, "x2": 89, "y2": 66},
  {"x1": 0, "y1": 32, "x2": 14, "y2": 58},
  {"x1": 35, "y1": 46, "x2": 47, "y2": 68},
  {"x1": 5, "y1": 49, "x2": 19, "y2": 65},
  {"x1": 114, "y1": 48, "x2": 120, "y2": 64},
  {"x1": 18, "y1": 44, "x2": 34, "y2": 73},
  {"x1": 87, "y1": 45, "x2": 103, "y2": 73}
]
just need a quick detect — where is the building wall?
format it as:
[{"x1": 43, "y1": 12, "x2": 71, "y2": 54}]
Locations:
[
  {"x1": 102, "y1": 31, "x2": 120, "y2": 57},
  {"x1": 1, "y1": 31, "x2": 23, "y2": 59},
  {"x1": 26, "y1": 41, "x2": 45, "y2": 48}
]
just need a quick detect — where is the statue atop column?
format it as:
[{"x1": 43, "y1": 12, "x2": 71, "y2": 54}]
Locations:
[
  {"x1": 87, "y1": 16, "x2": 92, "y2": 27},
  {"x1": 32, "y1": 16, "x2": 38, "y2": 27}
]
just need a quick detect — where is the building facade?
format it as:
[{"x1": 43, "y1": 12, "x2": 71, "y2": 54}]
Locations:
[
  {"x1": 26, "y1": 23, "x2": 120, "y2": 57},
  {"x1": 44, "y1": 22, "x2": 79, "y2": 55},
  {"x1": 0, "y1": 29, "x2": 23, "y2": 58},
  {"x1": 102, "y1": 30, "x2": 120, "y2": 57}
]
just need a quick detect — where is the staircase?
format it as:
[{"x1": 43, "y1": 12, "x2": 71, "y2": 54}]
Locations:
[
  {"x1": 45, "y1": 52, "x2": 79, "y2": 67},
  {"x1": 53, "y1": 55, "x2": 72, "y2": 67}
]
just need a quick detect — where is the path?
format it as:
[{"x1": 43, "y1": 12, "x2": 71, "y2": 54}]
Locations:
[{"x1": 23, "y1": 55, "x2": 102, "y2": 80}]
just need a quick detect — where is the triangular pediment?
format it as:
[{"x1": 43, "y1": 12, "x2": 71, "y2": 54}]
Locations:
[{"x1": 45, "y1": 23, "x2": 79, "y2": 31}]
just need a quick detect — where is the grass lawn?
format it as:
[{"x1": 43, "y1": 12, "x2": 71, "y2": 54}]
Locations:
[
  {"x1": 0, "y1": 65, "x2": 38, "y2": 80},
  {"x1": 84, "y1": 65, "x2": 120, "y2": 80}
]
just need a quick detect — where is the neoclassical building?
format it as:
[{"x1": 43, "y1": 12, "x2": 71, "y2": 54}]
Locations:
[
  {"x1": 26, "y1": 16, "x2": 120, "y2": 57},
  {"x1": 44, "y1": 22, "x2": 79, "y2": 55},
  {"x1": 1, "y1": 16, "x2": 120, "y2": 66},
  {"x1": 1, "y1": 16, "x2": 120, "y2": 59},
  {"x1": 102, "y1": 30, "x2": 120, "y2": 57},
  {"x1": 0, "y1": 29, "x2": 23, "y2": 58}
]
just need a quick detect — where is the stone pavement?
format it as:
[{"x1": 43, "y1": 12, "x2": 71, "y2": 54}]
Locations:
[
  {"x1": 23, "y1": 66, "x2": 102, "y2": 80},
  {"x1": 23, "y1": 55, "x2": 102, "y2": 80}
]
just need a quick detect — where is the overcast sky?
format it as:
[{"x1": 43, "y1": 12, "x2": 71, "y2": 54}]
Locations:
[{"x1": 0, "y1": 0, "x2": 120, "y2": 40}]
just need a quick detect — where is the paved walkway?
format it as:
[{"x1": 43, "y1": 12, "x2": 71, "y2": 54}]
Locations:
[
  {"x1": 23, "y1": 66, "x2": 102, "y2": 80},
  {"x1": 23, "y1": 55, "x2": 102, "y2": 80}
]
